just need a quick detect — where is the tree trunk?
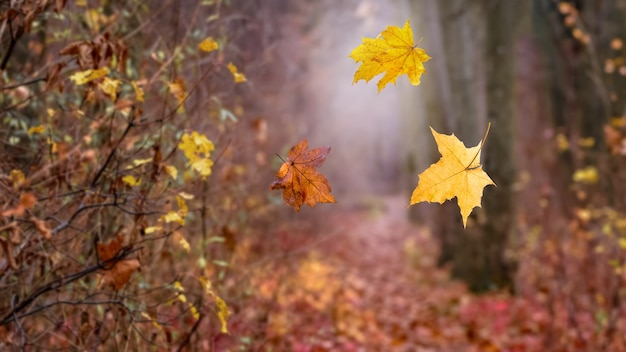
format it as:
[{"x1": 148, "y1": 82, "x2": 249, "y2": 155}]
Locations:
[{"x1": 404, "y1": 0, "x2": 529, "y2": 292}]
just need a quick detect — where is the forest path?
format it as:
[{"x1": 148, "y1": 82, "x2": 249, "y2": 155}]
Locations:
[{"x1": 245, "y1": 196, "x2": 524, "y2": 351}]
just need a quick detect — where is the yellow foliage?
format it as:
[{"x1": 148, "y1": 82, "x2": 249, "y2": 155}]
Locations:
[
  {"x1": 131, "y1": 81, "x2": 144, "y2": 102},
  {"x1": 160, "y1": 195, "x2": 188, "y2": 226},
  {"x1": 132, "y1": 158, "x2": 152, "y2": 166},
  {"x1": 27, "y1": 125, "x2": 46, "y2": 135},
  {"x1": 215, "y1": 296, "x2": 230, "y2": 334},
  {"x1": 556, "y1": 133, "x2": 569, "y2": 152},
  {"x1": 9, "y1": 169, "x2": 25, "y2": 189},
  {"x1": 200, "y1": 276, "x2": 231, "y2": 334},
  {"x1": 349, "y1": 19, "x2": 431, "y2": 92},
  {"x1": 227, "y1": 62, "x2": 246, "y2": 83},
  {"x1": 199, "y1": 37, "x2": 219, "y2": 52},
  {"x1": 99, "y1": 77, "x2": 120, "y2": 101},
  {"x1": 572, "y1": 166, "x2": 599, "y2": 184},
  {"x1": 122, "y1": 175, "x2": 141, "y2": 186},
  {"x1": 168, "y1": 79, "x2": 187, "y2": 111},
  {"x1": 144, "y1": 226, "x2": 161, "y2": 234},
  {"x1": 178, "y1": 131, "x2": 215, "y2": 178},
  {"x1": 164, "y1": 165, "x2": 178, "y2": 180},
  {"x1": 410, "y1": 124, "x2": 495, "y2": 228},
  {"x1": 172, "y1": 231, "x2": 190, "y2": 252},
  {"x1": 69, "y1": 67, "x2": 110, "y2": 85}
]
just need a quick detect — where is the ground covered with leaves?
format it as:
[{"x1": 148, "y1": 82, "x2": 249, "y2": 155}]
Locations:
[{"x1": 215, "y1": 196, "x2": 549, "y2": 352}]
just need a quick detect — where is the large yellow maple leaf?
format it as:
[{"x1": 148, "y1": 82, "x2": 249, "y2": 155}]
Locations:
[
  {"x1": 350, "y1": 19, "x2": 431, "y2": 93},
  {"x1": 410, "y1": 124, "x2": 495, "y2": 228}
]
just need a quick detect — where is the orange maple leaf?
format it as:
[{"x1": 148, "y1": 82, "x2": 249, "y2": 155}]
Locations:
[
  {"x1": 97, "y1": 235, "x2": 140, "y2": 290},
  {"x1": 270, "y1": 139, "x2": 336, "y2": 212}
]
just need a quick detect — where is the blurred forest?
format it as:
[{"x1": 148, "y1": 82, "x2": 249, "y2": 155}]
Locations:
[{"x1": 2, "y1": 0, "x2": 626, "y2": 351}]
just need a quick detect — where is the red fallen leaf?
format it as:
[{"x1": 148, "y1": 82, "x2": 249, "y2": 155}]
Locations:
[{"x1": 270, "y1": 139, "x2": 336, "y2": 212}]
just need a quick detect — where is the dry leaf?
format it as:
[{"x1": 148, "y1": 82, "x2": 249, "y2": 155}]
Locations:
[
  {"x1": 410, "y1": 124, "x2": 495, "y2": 228},
  {"x1": 350, "y1": 19, "x2": 431, "y2": 92},
  {"x1": 31, "y1": 216, "x2": 52, "y2": 240},
  {"x1": 97, "y1": 235, "x2": 140, "y2": 290},
  {"x1": 270, "y1": 139, "x2": 336, "y2": 212}
]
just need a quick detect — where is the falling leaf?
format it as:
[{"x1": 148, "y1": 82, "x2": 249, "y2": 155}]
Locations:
[
  {"x1": 122, "y1": 175, "x2": 141, "y2": 186},
  {"x1": 178, "y1": 131, "x2": 215, "y2": 178},
  {"x1": 27, "y1": 125, "x2": 46, "y2": 135},
  {"x1": 227, "y1": 62, "x2": 246, "y2": 83},
  {"x1": 199, "y1": 37, "x2": 219, "y2": 52},
  {"x1": 410, "y1": 124, "x2": 495, "y2": 228},
  {"x1": 270, "y1": 139, "x2": 336, "y2": 212},
  {"x1": 131, "y1": 81, "x2": 144, "y2": 102},
  {"x1": 69, "y1": 67, "x2": 109, "y2": 85},
  {"x1": 99, "y1": 77, "x2": 120, "y2": 101},
  {"x1": 350, "y1": 19, "x2": 431, "y2": 92}
]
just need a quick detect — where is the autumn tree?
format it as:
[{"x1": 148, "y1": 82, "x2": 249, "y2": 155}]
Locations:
[{"x1": 0, "y1": 1, "x2": 294, "y2": 349}]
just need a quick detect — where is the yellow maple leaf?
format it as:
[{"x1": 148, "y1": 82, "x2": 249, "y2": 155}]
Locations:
[
  {"x1": 179, "y1": 131, "x2": 215, "y2": 178},
  {"x1": 199, "y1": 37, "x2": 219, "y2": 52},
  {"x1": 227, "y1": 62, "x2": 246, "y2": 83},
  {"x1": 410, "y1": 123, "x2": 495, "y2": 228},
  {"x1": 69, "y1": 67, "x2": 110, "y2": 85},
  {"x1": 350, "y1": 19, "x2": 431, "y2": 93}
]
